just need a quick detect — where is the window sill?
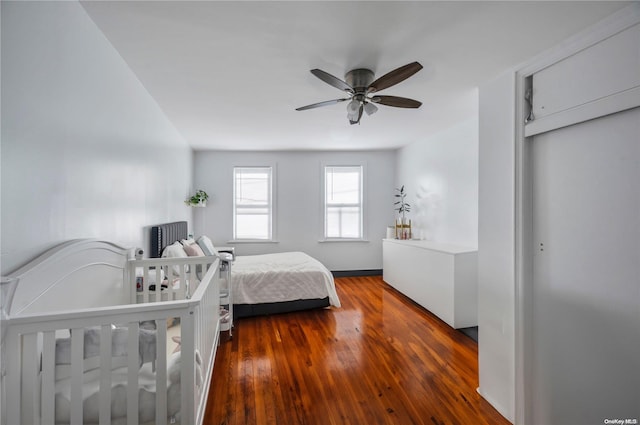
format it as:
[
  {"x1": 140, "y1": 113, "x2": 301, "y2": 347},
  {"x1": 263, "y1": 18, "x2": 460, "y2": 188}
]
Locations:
[
  {"x1": 227, "y1": 240, "x2": 280, "y2": 244},
  {"x1": 318, "y1": 238, "x2": 369, "y2": 243}
]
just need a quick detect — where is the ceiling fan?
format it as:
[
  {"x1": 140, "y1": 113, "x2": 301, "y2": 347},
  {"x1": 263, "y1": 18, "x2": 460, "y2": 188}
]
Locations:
[{"x1": 296, "y1": 61, "x2": 423, "y2": 125}]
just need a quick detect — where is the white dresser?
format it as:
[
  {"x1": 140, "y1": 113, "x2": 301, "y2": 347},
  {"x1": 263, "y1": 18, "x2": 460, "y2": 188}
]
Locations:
[{"x1": 382, "y1": 238, "x2": 478, "y2": 329}]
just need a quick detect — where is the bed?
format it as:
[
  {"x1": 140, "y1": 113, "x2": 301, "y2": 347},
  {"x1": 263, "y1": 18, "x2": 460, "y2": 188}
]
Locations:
[
  {"x1": 231, "y1": 251, "x2": 341, "y2": 318},
  {"x1": 1, "y1": 238, "x2": 221, "y2": 425},
  {"x1": 150, "y1": 222, "x2": 341, "y2": 319}
]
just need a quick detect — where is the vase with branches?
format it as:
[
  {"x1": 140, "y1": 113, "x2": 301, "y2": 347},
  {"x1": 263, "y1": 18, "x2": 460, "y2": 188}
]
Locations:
[{"x1": 394, "y1": 186, "x2": 412, "y2": 239}]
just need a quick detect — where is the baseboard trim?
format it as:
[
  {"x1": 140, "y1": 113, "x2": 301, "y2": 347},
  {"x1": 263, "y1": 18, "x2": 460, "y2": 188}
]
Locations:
[
  {"x1": 476, "y1": 387, "x2": 513, "y2": 423},
  {"x1": 458, "y1": 326, "x2": 478, "y2": 342},
  {"x1": 331, "y1": 269, "x2": 383, "y2": 277}
]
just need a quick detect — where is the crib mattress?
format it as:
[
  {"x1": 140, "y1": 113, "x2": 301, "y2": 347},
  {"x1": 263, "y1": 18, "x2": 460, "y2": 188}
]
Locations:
[{"x1": 54, "y1": 354, "x2": 184, "y2": 425}]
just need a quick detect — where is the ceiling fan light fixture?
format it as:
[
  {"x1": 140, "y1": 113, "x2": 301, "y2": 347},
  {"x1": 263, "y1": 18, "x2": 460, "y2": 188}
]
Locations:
[
  {"x1": 364, "y1": 102, "x2": 378, "y2": 116},
  {"x1": 346, "y1": 98, "x2": 360, "y2": 121}
]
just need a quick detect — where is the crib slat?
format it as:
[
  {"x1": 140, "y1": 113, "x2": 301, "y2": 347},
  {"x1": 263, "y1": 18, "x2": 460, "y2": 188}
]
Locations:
[
  {"x1": 142, "y1": 265, "x2": 150, "y2": 303},
  {"x1": 70, "y1": 327, "x2": 84, "y2": 425},
  {"x1": 41, "y1": 331, "x2": 56, "y2": 425},
  {"x1": 6, "y1": 330, "x2": 21, "y2": 425},
  {"x1": 166, "y1": 267, "x2": 176, "y2": 301},
  {"x1": 21, "y1": 333, "x2": 39, "y2": 425},
  {"x1": 154, "y1": 267, "x2": 162, "y2": 302},
  {"x1": 99, "y1": 324, "x2": 113, "y2": 425},
  {"x1": 181, "y1": 311, "x2": 196, "y2": 424},
  {"x1": 195, "y1": 303, "x2": 205, "y2": 411},
  {"x1": 187, "y1": 264, "x2": 194, "y2": 295},
  {"x1": 195, "y1": 302, "x2": 201, "y2": 366},
  {"x1": 155, "y1": 319, "x2": 168, "y2": 425},
  {"x1": 190, "y1": 263, "x2": 198, "y2": 294},
  {"x1": 129, "y1": 263, "x2": 135, "y2": 303},
  {"x1": 179, "y1": 265, "x2": 187, "y2": 299},
  {"x1": 127, "y1": 321, "x2": 139, "y2": 425},
  {"x1": 133, "y1": 265, "x2": 139, "y2": 303}
]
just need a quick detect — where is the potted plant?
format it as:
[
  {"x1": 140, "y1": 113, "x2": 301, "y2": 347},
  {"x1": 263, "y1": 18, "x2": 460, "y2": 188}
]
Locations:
[
  {"x1": 185, "y1": 190, "x2": 209, "y2": 207},
  {"x1": 394, "y1": 185, "x2": 411, "y2": 239}
]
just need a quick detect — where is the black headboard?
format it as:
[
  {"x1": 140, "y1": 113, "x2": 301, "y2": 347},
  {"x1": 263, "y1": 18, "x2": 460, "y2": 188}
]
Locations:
[{"x1": 150, "y1": 221, "x2": 188, "y2": 258}]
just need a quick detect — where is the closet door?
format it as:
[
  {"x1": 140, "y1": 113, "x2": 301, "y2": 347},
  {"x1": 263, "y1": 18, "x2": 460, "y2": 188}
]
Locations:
[{"x1": 530, "y1": 107, "x2": 640, "y2": 424}]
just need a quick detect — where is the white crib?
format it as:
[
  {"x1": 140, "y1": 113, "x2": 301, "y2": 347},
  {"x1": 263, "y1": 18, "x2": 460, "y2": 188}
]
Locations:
[{"x1": 1, "y1": 239, "x2": 221, "y2": 425}]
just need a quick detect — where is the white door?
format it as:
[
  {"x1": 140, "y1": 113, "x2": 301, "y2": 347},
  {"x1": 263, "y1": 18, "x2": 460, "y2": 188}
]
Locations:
[{"x1": 530, "y1": 107, "x2": 640, "y2": 424}]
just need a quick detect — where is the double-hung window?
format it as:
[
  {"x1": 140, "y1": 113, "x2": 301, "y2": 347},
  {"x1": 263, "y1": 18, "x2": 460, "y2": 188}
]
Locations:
[
  {"x1": 324, "y1": 165, "x2": 363, "y2": 239},
  {"x1": 233, "y1": 167, "x2": 273, "y2": 240}
]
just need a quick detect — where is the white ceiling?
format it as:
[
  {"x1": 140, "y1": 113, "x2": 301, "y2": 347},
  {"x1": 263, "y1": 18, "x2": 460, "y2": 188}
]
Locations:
[{"x1": 81, "y1": 1, "x2": 629, "y2": 151}]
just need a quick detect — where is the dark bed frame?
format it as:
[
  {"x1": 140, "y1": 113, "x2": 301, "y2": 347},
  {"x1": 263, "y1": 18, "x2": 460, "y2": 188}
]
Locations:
[
  {"x1": 150, "y1": 221, "x2": 189, "y2": 258},
  {"x1": 234, "y1": 297, "x2": 330, "y2": 318},
  {"x1": 150, "y1": 221, "x2": 331, "y2": 318}
]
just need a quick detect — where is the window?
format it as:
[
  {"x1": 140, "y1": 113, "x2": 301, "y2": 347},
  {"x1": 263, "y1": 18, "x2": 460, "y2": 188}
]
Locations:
[
  {"x1": 233, "y1": 167, "x2": 273, "y2": 240},
  {"x1": 324, "y1": 165, "x2": 363, "y2": 239}
]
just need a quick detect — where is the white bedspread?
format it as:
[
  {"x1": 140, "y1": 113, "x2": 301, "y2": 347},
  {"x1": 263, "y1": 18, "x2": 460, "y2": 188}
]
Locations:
[{"x1": 231, "y1": 252, "x2": 340, "y2": 307}]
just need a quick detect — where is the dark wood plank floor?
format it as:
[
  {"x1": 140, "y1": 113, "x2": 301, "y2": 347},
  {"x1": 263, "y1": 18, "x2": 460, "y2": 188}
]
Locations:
[{"x1": 204, "y1": 276, "x2": 509, "y2": 425}]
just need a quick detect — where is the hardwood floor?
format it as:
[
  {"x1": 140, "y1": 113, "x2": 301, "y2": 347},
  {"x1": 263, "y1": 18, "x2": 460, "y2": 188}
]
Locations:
[{"x1": 204, "y1": 276, "x2": 509, "y2": 425}]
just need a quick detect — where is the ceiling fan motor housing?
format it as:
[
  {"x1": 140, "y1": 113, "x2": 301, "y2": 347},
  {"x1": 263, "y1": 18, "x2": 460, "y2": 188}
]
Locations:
[{"x1": 345, "y1": 69, "x2": 374, "y2": 92}]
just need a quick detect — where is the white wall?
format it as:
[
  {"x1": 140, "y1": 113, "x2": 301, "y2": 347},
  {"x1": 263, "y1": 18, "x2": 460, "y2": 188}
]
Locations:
[
  {"x1": 0, "y1": 2, "x2": 193, "y2": 274},
  {"x1": 193, "y1": 150, "x2": 395, "y2": 271},
  {"x1": 395, "y1": 116, "x2": 478, "y2": 248},
  {"x1": 477, "y1": 70, "x2": 516, "y2": 422}
]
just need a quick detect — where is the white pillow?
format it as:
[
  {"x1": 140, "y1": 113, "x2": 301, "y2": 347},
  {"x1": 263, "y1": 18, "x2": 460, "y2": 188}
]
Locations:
[
  {"x1": 162, "y1": 241, "x2": 188, "y2": 258},
  {"x1": 161, "y1": 242, "x2": 188, "y2": 276},
  {"x1": 197, "y1": 235, "x2": 218, "y2": 256}
]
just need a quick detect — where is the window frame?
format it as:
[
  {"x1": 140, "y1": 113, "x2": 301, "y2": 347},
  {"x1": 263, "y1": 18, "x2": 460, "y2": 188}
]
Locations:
[
  {"x1": 232, "y1": 166, "x2": 275, "y2": 242},
  {"x1": 322, "y1": 164, "x2": 366, "y2": 241}
]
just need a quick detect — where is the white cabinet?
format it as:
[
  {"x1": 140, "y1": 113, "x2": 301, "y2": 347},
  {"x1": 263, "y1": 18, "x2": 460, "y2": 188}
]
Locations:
[{"x1": 382, "y1": 239, "x2": 478, "y2": 329}]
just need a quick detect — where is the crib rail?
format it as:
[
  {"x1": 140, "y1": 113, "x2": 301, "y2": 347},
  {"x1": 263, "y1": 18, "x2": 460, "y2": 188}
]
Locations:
[
  {"x1": 127, "y1": 255, "x2": 218, "y2": 303},
  {"x1": 3, "y1": 258, "x2": 220, "y2": 425}
]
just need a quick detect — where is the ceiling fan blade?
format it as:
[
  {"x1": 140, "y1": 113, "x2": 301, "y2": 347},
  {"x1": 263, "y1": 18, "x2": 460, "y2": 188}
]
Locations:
[
  {"x1": 296, "y1": 98, "x2": 350, "y2": 111},
  {"x1": 310, "y1": 69, "x2": 354, "y2": 93},
  {"x1": 367, "y1": 62, "x2": 423, "y2": 93},
  {"x1": 372, "y1": 95, "x2": 422, "y2": 108}
]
